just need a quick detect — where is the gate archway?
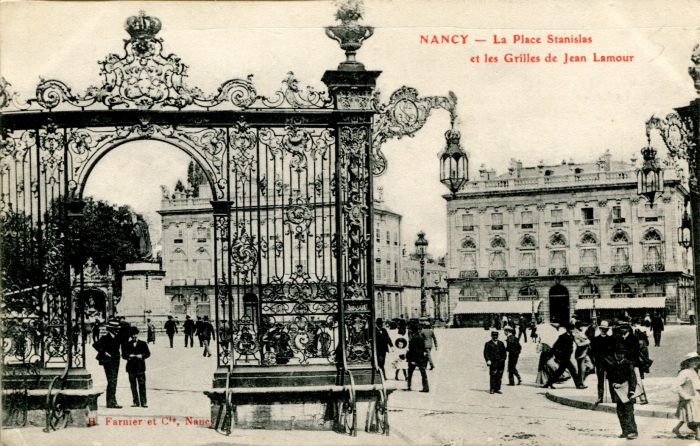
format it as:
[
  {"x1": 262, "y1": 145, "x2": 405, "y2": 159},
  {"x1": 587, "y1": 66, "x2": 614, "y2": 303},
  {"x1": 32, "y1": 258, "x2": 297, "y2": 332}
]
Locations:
[{"x1": 0, "y1": 9, "x2": 458, "y2": 428}]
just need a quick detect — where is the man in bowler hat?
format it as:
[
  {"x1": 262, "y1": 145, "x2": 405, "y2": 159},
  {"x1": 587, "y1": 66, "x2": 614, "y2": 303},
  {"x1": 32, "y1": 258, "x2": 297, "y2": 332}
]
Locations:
[
  {"x1": 504, "y1": 326, "x2": 522, "y2": 386},
  {"x1": 93, "y1": 320, "x2": 123, "y2": 408},
  {"x1": 121, "y1": 326, "x2": 151, "y2": 407},
  {"x1": 484, "y1": 329, "x2": 507, "y2": 394}
]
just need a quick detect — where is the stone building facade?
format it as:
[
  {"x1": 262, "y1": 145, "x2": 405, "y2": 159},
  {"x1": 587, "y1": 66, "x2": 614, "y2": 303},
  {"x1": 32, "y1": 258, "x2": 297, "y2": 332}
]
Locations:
[{"x1": 444, "y1": 152, "x2": 694, "y2": 326}]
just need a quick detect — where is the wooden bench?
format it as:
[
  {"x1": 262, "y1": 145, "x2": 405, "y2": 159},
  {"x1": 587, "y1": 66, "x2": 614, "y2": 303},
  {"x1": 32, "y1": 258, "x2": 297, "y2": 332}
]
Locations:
[{"x1": 204, "y1": 364, "x2": 393, "y2": 436}]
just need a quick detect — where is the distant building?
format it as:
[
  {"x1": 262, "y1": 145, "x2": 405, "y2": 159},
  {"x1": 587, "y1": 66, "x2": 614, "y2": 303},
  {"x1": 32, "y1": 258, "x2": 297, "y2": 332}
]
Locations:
[{"x1": 444, "y1": 151, "x2": 693, "y2": 326}]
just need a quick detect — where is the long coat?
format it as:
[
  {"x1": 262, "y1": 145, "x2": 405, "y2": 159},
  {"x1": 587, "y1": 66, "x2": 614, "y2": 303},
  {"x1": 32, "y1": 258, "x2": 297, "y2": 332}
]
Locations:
[
  {"x1": 375, "y1": 327, "x2": 393, "y2": 357},
  {"x1": 93, "y1": 333, "x2": 121, "y2": 366},
  {"x1": 483, "y1": 339, "x2": 507, "y2": 365},
  {"x1": 121, "y1": 339, "x2": 151, "y2": 374},
  {"x1": 550, "y1": 332, "x2": 575, "y2": 361}
]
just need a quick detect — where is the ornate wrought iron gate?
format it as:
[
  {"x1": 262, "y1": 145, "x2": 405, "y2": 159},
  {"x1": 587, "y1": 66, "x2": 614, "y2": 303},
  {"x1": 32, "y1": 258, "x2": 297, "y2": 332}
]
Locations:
[{"x1": 1, "y1": 10, "x2": 457, "y2": 385}]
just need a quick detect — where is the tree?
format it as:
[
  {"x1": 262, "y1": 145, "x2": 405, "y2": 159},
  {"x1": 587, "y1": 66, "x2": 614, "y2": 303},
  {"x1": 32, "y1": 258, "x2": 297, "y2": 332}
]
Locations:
[
  {"x1": 174, "y1": 180, "x2": 186, "y2": 193},
  {"x1": 187, "y1": 160, "x2": 206, "y2": 197}
]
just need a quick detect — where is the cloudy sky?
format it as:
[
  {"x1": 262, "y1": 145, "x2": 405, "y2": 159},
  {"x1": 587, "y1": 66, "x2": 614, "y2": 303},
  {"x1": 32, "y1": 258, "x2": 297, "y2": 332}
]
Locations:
[{"x1": 1, "y1": 0, "x2": 697, "y2": 254}]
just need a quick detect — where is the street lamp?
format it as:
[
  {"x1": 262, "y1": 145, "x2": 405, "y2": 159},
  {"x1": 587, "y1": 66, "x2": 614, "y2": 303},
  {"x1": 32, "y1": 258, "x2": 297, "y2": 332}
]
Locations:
[
  {"x1": 585, "y1": 275, "x2": 599, "y2": 326},
  {"x1": 680, "y1": 199, "x2": 693, "y2": 250},
  {"x1": 645, "y1": 44, "x2": 700, "y2": 352},
  {"x1": 415, "y1": 231, "x2": 428, "y2": 317},
  {"x1": 440, "y1": 129, "x2": 469, "y2": 195},
  {"x1": 527, "y1": 280, "x2": 537, "y2": 322},
  {"x1": 636, "y1": 144, "x2": 664, "y2": 208}
]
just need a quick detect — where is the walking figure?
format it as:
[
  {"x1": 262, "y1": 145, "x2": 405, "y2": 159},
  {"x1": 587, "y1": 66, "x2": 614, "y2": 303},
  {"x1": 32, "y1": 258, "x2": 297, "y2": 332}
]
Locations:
[
  {"x1": 199, "y1": 315, "x2": 215, "y2": 357},
  {"x1": 420, "y1": 320, "x2": 438, "y2": 370},
  {"x1": 672, "y1": 352, "x2": 700, "y2": 440},
  {"x1": 505, "y1": 326, "x2": 522, "y2": 386},
  {"x1": 375, "y1": 318, "x2": 393, "y2": 379},
  {"x1": 195, "y1": 316, "x2": 204, "y2": 347},
  {"x1": 146, "y1": 318, "x2": 156, "y2": 344},
  {"x1": 183, "y1": 315, "x2": 195, "y2": 348},
  {"x1": 164, "y1": 315, "x2": 178, "y2": 348},
  {"x1": 122, "y1": 327, "x2": 150, "y2": 408},
  {"x1": 406, "y1": 323, "x2": 429, "y2": 392}
]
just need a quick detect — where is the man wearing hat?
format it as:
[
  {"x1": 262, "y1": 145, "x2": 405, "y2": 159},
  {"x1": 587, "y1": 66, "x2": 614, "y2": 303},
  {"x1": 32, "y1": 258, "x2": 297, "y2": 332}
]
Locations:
[
  {"x1": 542, "y1": 323, "x2": 587, "y2": 390},
  {"x1": 164, "y1": 315, "x2": 178, "y2": 348},
  {"x1": 93, "y1": 320, "x2": 123, "y2": 408},
  {"x1": 121, "y1": 326, "x2": 151, "y2": 407},
  {"x1": 606, "y1": 325, "x2": 639, "y2": 439},
  {"x1": 484, "y1": 329, "x2": 507, "y2": 394},
  {"x1": 375, "y1": 318, "x2": 393, "y2": 379},
  {"x1": 183, "y1": 315, "x2": 195, "y2": 348},
  {"x1": 591, "y1": 320, "x2": 613, "y2": 403},
  {"x1": 504, "y1": 326, "x2": 522, "y2": 386}
]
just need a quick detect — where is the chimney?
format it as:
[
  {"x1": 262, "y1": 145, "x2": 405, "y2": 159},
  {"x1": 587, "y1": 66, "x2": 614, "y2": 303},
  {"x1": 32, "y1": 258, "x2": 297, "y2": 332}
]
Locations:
[
  {"x1": 603, "y1": 149, "x2": 611, "y2": 171},
  {"x1": 516, "y1": 160, "x2": 523, "y2": 178}
]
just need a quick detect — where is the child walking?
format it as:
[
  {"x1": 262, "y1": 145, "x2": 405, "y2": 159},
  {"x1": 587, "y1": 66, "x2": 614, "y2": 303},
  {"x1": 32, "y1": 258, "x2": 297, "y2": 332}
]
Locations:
[{"x1": 673, "y1": 352, "x2": 700, "y2": 439}]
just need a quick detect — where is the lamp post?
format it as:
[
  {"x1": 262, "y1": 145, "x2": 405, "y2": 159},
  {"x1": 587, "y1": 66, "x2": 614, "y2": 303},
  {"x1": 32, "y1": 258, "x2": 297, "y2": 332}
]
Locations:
[
  {"x1": 528, "y1": 280, "x2": 537, "y2": 322},
  {"x1": 585, "y1": 275, "x2": 598, "y2": 326},
  {"x1": 415, "y1": 231, "x2": 428, "y2": 317},
  {"x1": 680, "y1": 198, "x2": 693, "y2": 250},
  {"x1": 644, "y1": 43, "x2": 700, "y2": 351}
]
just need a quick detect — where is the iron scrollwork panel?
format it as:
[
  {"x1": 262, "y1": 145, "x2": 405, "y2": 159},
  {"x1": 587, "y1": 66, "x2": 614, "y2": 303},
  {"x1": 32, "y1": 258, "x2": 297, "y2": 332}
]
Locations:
[
  {"x1": 338, "y1": 125, "x2": 373, "y2": 365},
  {"x1": 226, "y1": 123, "x2": 339, "y2": 366}
]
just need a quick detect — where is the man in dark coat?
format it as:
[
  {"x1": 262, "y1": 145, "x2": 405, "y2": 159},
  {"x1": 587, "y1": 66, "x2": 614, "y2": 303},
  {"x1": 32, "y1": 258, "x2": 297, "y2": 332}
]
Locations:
[
  {"x1": 517, "y1": 315, "x2": 528, "y2": 343},
  {"x1": 121, "y1": 326, "x2": 151, "y2": 407},
  {"x1": 542, "y1": 323, "x2": 587, "y2": 389},
  {"x1": 93, "y1": 320, "x2": 123, "y2": 408},
  {"x1": 484, "y1": 329, "x2": 507, "y2": 394},
  {"x1": 164, "y1": 315, "x2": 178, "y2": 348},
  {"x1": 420, "y1": 320, "x2": 438, "y2": 370},
  {"x1": 375, "y1": 318, "x2": 393, "y2": 379},
  {"x1": 606, "y1": 326, "x2": 639, "y2": 439},
  {"x1": 183, "y1": 315, "x2": 195, "y2": 348},
  {"x1": 199, "y1": 315, "x2": 215, "y2": 357},
  {"x1": 195, "y1": 316, "x2": 204, "y2": 347},
  {"x1": 590, "y1": 320, "x2": 613, "y2": 403},
  {"x1": 650, "y1": 314, "x2": 664, "y2": 347},
  {"x1": 504, "y1": 327, "x2": 522, "y2": 386},
  {"x1": 406, "y1": 324, "x2": 429, "y2": 392}
]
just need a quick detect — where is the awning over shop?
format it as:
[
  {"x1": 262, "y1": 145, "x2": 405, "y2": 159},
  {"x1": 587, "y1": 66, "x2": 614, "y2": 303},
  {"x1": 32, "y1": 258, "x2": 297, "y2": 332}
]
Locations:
[
  {"x1": 453, "y1": 299, "x2": 542, "y2": 315},
  {"x1": 575, "y1": 297, "x2": 667, "y2": 310}
]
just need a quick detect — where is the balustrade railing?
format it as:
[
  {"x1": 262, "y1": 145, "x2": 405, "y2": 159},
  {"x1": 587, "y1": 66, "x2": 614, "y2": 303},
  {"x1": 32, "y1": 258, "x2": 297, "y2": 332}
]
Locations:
[
  {"x1": 642, "y1": 263, "x2": 665, "y2": 272},
  {"x1": 488, "y1": 270, "x2": 508, "y2": 278}
]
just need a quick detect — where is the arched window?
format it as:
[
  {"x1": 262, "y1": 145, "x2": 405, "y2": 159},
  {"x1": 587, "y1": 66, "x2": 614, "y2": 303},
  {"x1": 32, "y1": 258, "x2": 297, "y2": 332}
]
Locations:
[
  {"x1": 171, "y1": 294, "x2": 187, "y2": 315},
  {"x1": 518, "y1": 285, "x2": 538, "y2": 300},
  {"x1": 462, "y1": 237, "x2": 477, "y2": 249},
  {"x1": 521, "y1": 235, "x2": 537, "y2": 248},
  {"x1": 580, "y1": 232, "x2": 598, "y2": 245},
  {"x1": 550, "y1": 233, "x2": 567, "y2": 246},
  {"x1": 642, "y1": 229, "x2": 664, "y2": 272},
  {"x1": 643, "y1": 229, "x2": 662, "y2": 241},
  {"x1": 612, "y1": 282, "x2": 633, "y2": 297},
  {"x1": 612, "y1": 230, "x2": 630, "y2": 244},
  {"x1": 491, "y1": 236, "x2": 507, "y2": 248},
  {"x1": 579, "y1": 282, "x2": 599, "y2": 297}
]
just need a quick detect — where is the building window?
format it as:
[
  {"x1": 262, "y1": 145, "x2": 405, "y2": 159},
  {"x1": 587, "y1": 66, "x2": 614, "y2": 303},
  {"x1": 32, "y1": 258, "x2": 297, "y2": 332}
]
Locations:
[
  {"x1": 574, "y1": 168, "x2": 584, "y2": 174},
  {"x1": 612, "y1": 206, "x2": 625, "y2": 223},
  {"x1": 643, "y1": 282, "x2": 664, "y2": 297},
  {"x1": 394, "y1": 262, "x2": 398, "y2": 283},
  {"x1": 462, "y1": 214, "x2": 474, "y2": 231},
  {"x1": 612, "y1": 282, "x2": 633, "y2": 297},
  {"x1": 461, "y1": 252, "x2": 477, "y2": 271},
  {"x1": 549, "y1": 250, "x2": 567, "y2": 274},
  {"x1": 386, "y1": 231, "x2": 391, "y2": 245},
  {"x1": 612, "y1": 230, "x2": 629, "y2": 243},
  {"x1": 551, "y1": 209, "x2": 563, "y2": 227},
  {"x1": 459, "y1": 286, "x2": 478, "y2": 301},
  {"x1": 518, "y1": 285, "x2": 538, "y2": 300},
  {"x1": 178, "y1": 229, "x2": 183, "y2": 238},
  {"x1": 462, "y1": 237, "x2": 477, "y2": 249},
  {"x1": 489, "y1": 251, "x2": 506, "y2": 271},
  {"x1": 375, "y1": 228, "x2": 381, "y2": 242},
  {"x1": 491, "y1": 236, "x2": 506, "y2": 249},
  {"x1": 393, "y1": 232, "x2": 398, "y2": 245},
  {"x1": 491, "y1": 213, "x2": 503, "y2": 230},
  {"x1": 521, "y1": 211, "x2": 533, "y2": 229},
  {"x1": 375, "y1": 258, "x2": 381, "y2": 279},
  {"x1": 642, "y1": 229, "x2": 664, "y2": 271},
  {"x1": 519, "y1": 251, "x2": 536, "y2": 270},
  {"x1": 582, "y1": 207, "x2": 594, "y2": 225},
  {"x1": 488, "y1": 286, "x2": 508, "y2": 301}
]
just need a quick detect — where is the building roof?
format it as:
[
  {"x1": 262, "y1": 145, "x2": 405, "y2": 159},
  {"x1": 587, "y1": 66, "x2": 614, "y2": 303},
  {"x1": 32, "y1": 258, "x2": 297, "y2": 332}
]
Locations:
[
  {"x1": 574, "y1": 297, "x2": 666, "y2": 310},
  {"x1": 492, "y1": 160, "x2": 635, "y2": 180},
  {"x1": 453, "y1": 299, "x2": 542, "y2": 315}
]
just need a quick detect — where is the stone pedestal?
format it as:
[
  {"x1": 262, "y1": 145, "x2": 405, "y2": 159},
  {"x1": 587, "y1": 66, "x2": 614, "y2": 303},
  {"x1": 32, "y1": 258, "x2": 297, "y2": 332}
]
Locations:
[{"x1": 119, "y1": 263, "x2": 168, "y2": 329}]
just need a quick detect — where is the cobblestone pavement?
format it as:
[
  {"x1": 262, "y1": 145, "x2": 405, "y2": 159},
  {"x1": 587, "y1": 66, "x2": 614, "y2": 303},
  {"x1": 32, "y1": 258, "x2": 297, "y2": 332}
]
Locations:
[{"x1": 3, "y1": 327, "x2": 694, "y2": 445}]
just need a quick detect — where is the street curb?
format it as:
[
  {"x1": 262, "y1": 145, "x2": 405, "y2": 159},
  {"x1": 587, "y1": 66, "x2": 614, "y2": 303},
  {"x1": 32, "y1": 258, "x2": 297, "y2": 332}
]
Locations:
[{"x1": 545, "y1": 392, "x2": 676, "y2": 419}]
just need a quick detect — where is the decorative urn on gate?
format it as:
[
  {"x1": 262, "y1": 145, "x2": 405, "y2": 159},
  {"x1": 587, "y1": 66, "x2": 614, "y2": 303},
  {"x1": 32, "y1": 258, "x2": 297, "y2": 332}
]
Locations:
[{"x1": 325, "y1": 0, "x2": 374, "y2": 71}]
